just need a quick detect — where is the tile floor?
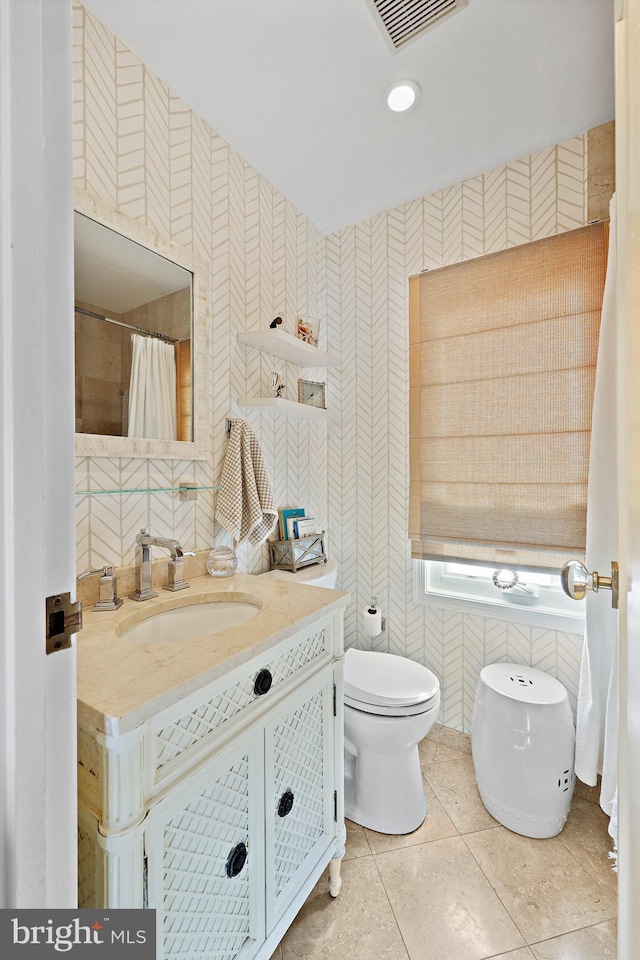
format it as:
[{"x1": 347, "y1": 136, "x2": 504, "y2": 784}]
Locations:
[{"x1": 272, "y1": 724, "x2": 617, "y2": 960}]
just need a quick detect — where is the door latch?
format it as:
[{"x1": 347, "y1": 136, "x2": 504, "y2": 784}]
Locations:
[{"x1": 46, "y1": 593, "x2": 82, "y2": 654}]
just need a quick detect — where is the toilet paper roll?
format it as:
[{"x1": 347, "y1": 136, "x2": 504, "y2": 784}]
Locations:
[{"x1": 362, "y1": 605, "x2": 382, "y2": 637}]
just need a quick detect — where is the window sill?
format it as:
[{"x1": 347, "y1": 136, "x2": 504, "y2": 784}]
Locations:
[{"x1": 412, "y1": 565, "x2": 585, "y2": 635}]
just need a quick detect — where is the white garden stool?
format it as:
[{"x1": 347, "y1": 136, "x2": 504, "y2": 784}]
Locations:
[{"x1": 471, "y1": 663, "x2": 575, "y2": 839}]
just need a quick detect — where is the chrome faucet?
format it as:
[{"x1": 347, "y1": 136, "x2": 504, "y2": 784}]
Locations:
[{"x1": 129, "y1": 529, "x2": 194, "y2": 601}]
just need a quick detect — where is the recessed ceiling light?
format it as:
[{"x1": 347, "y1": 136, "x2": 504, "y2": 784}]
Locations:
[{"x1": 385, "y1": 80, "x2": 420, "y2": 113}]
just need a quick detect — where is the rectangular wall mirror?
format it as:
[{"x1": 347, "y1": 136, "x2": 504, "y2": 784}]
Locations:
[{"x1": 74, "y1": 190, "x2": 210, "y2": 460}]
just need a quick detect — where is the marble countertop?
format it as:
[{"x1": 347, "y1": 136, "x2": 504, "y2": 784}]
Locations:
[{"x1": 76, "y1": 572, "x2": 349, "y2": 737}]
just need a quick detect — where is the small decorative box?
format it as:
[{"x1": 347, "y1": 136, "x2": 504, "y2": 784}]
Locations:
[{"x1": 268, "y1": 532, "x2": 327, "y2": 573}]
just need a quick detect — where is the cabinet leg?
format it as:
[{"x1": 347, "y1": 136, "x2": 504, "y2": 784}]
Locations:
[{"x1": 328, "y1": 856, "x2": 343, "y2": 898}]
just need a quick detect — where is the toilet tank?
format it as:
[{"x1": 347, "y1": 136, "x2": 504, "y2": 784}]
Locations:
[{"x1": 261, "y1": 558, "x2": 338, "y2": 589}]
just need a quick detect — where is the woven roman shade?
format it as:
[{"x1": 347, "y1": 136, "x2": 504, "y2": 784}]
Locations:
[{"x1": 409, "y1": 222, "x2": 607, "y2": 571}]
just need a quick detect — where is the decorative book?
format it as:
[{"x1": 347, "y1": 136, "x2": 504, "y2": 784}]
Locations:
[
  {"x1": 293, "y1": 517, "x2": 317, "y2": 538},
  {"x1": 278, "y1": 507, "x2": 305, "y2": 540},
  {"x1": 285, "y1": 515, "x2": 303, "y2": 539}
]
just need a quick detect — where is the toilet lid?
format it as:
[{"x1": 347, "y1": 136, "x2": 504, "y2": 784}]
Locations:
[{"x1": 344, "y1": 648, "x2": 439, "y2": 708}]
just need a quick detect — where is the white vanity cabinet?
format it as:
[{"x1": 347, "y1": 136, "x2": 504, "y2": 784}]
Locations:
[
  {"x1": 144, "y1": 730, "x2": 267, "y2": 960},
  {"x1": 264, "y1": 668, "x2": 337, "y2": 929},
  {"x1": 77, "y1": 608, "x2": 346, "y2": 960}
]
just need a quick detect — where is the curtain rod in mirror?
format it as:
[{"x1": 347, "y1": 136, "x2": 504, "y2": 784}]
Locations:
[{"x1": 74, "y1": 306, "x2": 185, "y2": 345}]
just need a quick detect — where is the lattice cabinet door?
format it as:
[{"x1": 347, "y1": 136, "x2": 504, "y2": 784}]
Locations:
[
  {"x1": 144, "y1": 730, "x2": 266, "y2": 960},
  {"x1": 264, "y1": 666, "x2": 337, "y2": 928}
]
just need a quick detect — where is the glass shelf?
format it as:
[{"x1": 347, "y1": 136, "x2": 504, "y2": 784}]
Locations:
[{"x1": 75, "y1": 484, "x2": 219, "y2": 497}]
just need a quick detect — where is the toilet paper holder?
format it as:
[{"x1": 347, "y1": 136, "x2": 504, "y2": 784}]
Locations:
[
  {"x1": 362, "y1": 597, "x2": 385, "y2": 637},
  {"x1": 368, "y1": 597, "x2": 386, "y2": 630}
]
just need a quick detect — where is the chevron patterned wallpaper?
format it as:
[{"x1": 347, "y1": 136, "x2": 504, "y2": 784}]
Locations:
[
  {"x1": 323, "y1": 138, "x2": 588, "y2": 731},
  {"x1": 73, "y1": 2, "x2": 327, "y2": 577},
  {"x1": 74, "y1": 2, "x2": 587, "y2": 733}
]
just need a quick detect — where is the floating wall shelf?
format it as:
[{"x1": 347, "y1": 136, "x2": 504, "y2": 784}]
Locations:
[
  {"x1": 237, "y1": 329, "x2": 339, "y2": 368},
  {"x1": 237, "y1": 397, "x2": 330, "y2": 421}
]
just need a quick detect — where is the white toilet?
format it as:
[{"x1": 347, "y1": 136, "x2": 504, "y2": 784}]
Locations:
[
  {"x1": 343, "y1": 649, "x2": 440, "y2": 834},
  {"x1": 262, "y1": 561, "x2": 441, "y2": 835},
  {"x1": 260, "y1": 557, "x2": 338, "y2": 589}
]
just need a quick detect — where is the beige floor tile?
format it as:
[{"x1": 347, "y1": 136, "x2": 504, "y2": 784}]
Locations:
[
  {"x1": 427, "y1": 723, "x2": 472, "y2": 755},
  {"x1": 463, "y1": 826, "x2": 616, "y2": 943},
  {"x1": 529, "y1": 919, "x2": 617, "y2": 959},
  {"x1": 420, "y1": 725, "x2": 472, "y2": 765},
  {"x1": 285, "y1": 928, "x2": 410, "y2": 960},
  {"x1": 422, "y1": 775, "x2": 438, "y2": 800},
  {"x1": 280, "y1": 856, "x2": 402, "y2": 960},
  {"x1": 419, "y1": 736, "x2": 471, "y2": 766},
  {"x1": 424, "y1": 757, "x2": 498, "y2": 834},
  {"x1": 375, "y1": 835, "x2": 525, "y2": 960},
  {"x1": 364, "y1": 794, "x2": 458, "y2": 854},
  {"x1": 573, "y1": 777, "x2": 601, "y2": 806},
  {"x1": 343, "y1": 818, "x2": 371, "y2": 860},
  {"x1": 269, "y1": 947, "x2": 282, "y2": 960},
  {"x1": 485, "y1": 951, "x2": 535, "y2": 960},
  {"x1": 557, "y1": 798, "x2": 617, "y2": 897}
]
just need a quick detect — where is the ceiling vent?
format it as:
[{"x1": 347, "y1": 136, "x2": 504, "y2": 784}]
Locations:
[{"x1": 365, "y1": 0, "x2": 468, "y2": 52}]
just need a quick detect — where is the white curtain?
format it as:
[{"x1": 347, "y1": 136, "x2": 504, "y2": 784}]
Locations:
[
  {"x1": 128, "y1": 333, "x2": 177, "y2": 441},
  {"x1": 575, "y1": 195, "x2": 618, "y2": 849}
]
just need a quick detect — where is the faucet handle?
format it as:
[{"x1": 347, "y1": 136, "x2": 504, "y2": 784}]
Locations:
[
  {"x1": 163, "y1": 555, "x2": 193, "y2": 593},
  {"x1": 78, "y1": 565, "x2": 124, "y2": 612},
  {"x1": 78, "y1": 565, "x2": 115, "y2": 580}
]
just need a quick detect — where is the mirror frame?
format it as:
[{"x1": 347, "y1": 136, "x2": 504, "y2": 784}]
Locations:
[{"x1": 74, "y1": 189, "x2": 211, "y2": 460}]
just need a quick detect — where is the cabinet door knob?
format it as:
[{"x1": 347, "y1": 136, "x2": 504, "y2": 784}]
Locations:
[
  {"x1": 225, "y1": 842, "x2": 248, "y2": 878},
  {"x1": 277, "y1": 790, "x2": 295, "y2": 818},
  {"x1": 254, "y1": 668, "x2": 273, "y2": 696}
]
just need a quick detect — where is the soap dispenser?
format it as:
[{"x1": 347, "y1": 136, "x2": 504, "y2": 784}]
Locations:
[{"x1": 78, "y1": 565, "x2": 124, "y2": 612}]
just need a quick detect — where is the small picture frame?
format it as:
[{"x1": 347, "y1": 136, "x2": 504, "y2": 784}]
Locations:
[
  {"x1": 298, "y1": 379, "x2": 326, "y2": 409},
  {"x1": 296, "y1": 317, "x2": 319, "y2": 348}
]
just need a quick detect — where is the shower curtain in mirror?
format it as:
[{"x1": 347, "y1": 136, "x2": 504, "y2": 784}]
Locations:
[
  {"x1": 128, "y1": 333, "x2": 177, "y2": 441},
  {"x1": 575, "y1": 194, "x2": 618, "y2": 855}
]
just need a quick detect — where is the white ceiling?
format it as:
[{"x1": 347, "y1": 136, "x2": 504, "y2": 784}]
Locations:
[{"x1": 81, "y1": 0, "x2": 614, "y2": 234}]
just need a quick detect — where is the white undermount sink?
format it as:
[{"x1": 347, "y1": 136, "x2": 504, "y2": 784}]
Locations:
[{"x1": 118, "y1": 593, "x2": 263, "y2": 643}]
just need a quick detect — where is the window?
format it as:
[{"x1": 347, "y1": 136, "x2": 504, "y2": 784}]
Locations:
[{"x1": 414, "y1": 559, "x2": 584, "y2": 627}]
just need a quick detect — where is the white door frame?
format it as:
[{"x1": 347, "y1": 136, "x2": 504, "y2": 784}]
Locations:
[
  {"x1": 615, "y1": 1, "x2": 640, "y2": 956},
  {"x1": 0, "y1": 0, "x2": 77, "y2": 907}
]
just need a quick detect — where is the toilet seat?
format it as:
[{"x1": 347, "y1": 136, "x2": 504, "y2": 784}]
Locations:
[
  {"x1": 344, "y1": 649, "x2": 439, "y2": 716},
  {"x1": 344, "y1": 694, "x2": 438, "y2": 717}
]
